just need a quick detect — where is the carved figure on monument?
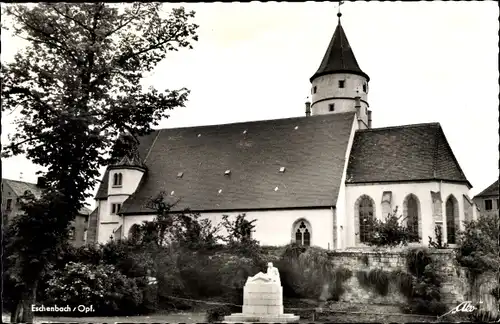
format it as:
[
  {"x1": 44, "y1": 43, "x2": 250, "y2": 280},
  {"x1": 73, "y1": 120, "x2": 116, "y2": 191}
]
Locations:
[
  {"x1": 266, "y1": 262, "x2": 281, "y2": 285},
  {"x1": 224, "y1": 261, "x2": 299, "y2": 322},
  {"x1": 247, "y1": 262, "x2": 281, "y2": 285}
]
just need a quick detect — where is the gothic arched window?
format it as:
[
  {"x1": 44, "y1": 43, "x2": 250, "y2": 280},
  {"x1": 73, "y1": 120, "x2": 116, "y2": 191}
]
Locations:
[
  {"x1": 404, "y1": 194, "x2": 420, "y2": 242},
  {"x1": 113, "y1": 172, "x2": 123, "y2": 186},
  {"x1": 357, "y1": 195, "x2": 375, "y2": 243},
  {"x1": 293, "y1": 219, "x2": 311, "y2": 246},
  {"x1": 446, "y1": 195, "x2": 459, "y2": 244}
]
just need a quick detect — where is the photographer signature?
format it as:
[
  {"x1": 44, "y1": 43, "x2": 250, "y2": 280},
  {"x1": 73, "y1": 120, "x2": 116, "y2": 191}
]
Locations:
[{"x1": 438, "y1": 301, "x2": 482, "y2": 319}]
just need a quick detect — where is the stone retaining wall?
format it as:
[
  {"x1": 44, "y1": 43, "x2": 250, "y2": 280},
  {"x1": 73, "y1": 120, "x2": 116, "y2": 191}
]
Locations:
[
  {"x1": 263, "y1": 246, "x2": 495, "y2": 313},
  {"x1": 326, "y1": 248, "x2": 469, "y2": 306}
]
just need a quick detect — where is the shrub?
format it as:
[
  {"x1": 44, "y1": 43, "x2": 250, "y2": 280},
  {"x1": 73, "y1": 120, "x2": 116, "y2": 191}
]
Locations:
[
  {"x1": 43, "y1": 261, "x2": 144, "y2": 316},
  {"x1": 403, "y1": 248, "x2": 446, "y2": 315},
  {"x1": 390, "y1": 269, "x2": 413, "y2": 298},
  {"x1": 491, "y1": 286, "x2": 500, "y2": 300},
  {"x1": 155, "y1": 246, "x2": 185, "y2": 300},
  {"x1": 364, "y1": 207, "x2": 420, "y2": 248},
  {"x1": 221, "y1": 214, "x2": 260, "y2": 258},
  {"x1": 328, "y1": 267, "x2": 353, "y2": 301},
  {"x1": 278, "y1": 246, "x2": 332, "y2": 298},
  {"x1": 277, "y1": 246, "x2": 351, "y2": 301},
  {"x1": 172, "y1": 250, "x2": 259, "y2": 304},
  {"x1": 357, "y1": 268, "x2": 390, "y2": 296},
  {"x1": 456, "y1": 214, "x2": 499, "y2": 277},
  {"x1": 428, "y1": 225, "x2": 448, "y2": 249}
]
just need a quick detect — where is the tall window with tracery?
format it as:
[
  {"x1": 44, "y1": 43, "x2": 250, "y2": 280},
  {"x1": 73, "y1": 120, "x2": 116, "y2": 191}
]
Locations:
[
  {"x1": 358, "y1": 196, "x2": 374, "y2": 243},
  {"x1": 294, "y1": 220, "x2": 311, "y2": 246},
  {"x1": 406, "y1": 195, "x2": 419, "y2": 242},
  {"x1": 446, "y1": 196, "x2": 458, "y2": 244}
]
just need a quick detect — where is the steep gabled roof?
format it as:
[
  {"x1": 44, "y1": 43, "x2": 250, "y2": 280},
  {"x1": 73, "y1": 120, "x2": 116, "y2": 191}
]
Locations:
[
  {"x1": 2, "y1": 179, "x2": 42, "y2": 198},
  {"x1": 346, "y1": 123, "x2": 471, "y2": 187},
  {"x1": 474, "y1": 179, "x2": 499, "y2": 198},
  {"x1": 2, "y1": 178, "x2": 93, "y2": 215},
  {"x1": 96, "y1": 113, "x2": 357, "y2": 213},
  {"x1": 310, "y1": 16, "x2": 369, "y2": 82}
]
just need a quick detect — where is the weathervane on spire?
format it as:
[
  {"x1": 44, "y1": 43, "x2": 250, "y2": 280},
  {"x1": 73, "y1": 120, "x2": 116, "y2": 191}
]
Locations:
[{"x1": 337, "y1": 1, "x2": 344, "y2": 22}]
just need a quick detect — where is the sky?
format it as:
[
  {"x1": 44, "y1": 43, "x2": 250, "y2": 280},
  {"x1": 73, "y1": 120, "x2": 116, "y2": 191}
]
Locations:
[{"x1": 1, "y1": 2, "x2": 499, "y2": 210}]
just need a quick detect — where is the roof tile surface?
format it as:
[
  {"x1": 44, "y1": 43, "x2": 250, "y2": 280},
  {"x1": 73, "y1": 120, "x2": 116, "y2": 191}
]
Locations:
[{"x1": 97, "y1": 113, "x2": 357, "y2": 213}]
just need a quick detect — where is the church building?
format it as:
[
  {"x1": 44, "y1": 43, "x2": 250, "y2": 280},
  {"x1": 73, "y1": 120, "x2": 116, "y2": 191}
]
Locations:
[{"x1": 92, "y1": 12, "x2": 477, "y2": 249}]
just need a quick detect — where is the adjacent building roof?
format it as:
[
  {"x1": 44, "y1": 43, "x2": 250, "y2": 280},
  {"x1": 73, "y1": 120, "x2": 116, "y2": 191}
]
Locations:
[
  {"x1": 96, "y1": 112, "x2": 357, "y2": 214},
  {"x1": 346, "y1": 123, "x2": 472, "y2": 187},
  {"x1": 2, "y1": 178, "x2": 92, "y2": 215},
  {"x1": 2, "y1": 179, "x2": 42, "y2": 198},
  {"x1": 474, "y1": 179, "x2": 499, "y2": 198},
  {"x1": 310, "y1": 16, "x2": 369, "y2": 82}
]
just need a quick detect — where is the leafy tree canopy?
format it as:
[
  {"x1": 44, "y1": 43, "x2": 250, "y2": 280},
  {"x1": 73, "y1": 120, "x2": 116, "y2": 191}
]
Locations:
[
  {"x1": 456, "y1": 214, "x2": 499, "y2": 277},
  {"x1": 1, "y1": 3, "x2": 198, "y2": 322},
  {"x1": 2, "y1": 2, "x2": 198, "y2": 206}
]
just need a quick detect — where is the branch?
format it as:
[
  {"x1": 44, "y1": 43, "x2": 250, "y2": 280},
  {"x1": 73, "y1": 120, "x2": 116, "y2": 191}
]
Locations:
[
  {"x1": 4, "y1": 86, "x2": 57, "y2": 114},
  {"x1": 102, "y1": 4, "x2": 143, "y2": 39},
  {"x1": 50, "y1": 4, "x2": 93, "y2": 34},
  {"x1": 3, "y1": 136, "x2": 41, "y2": 155},
  {"x1": 12, "y1": 34, "x2": 78, "y2": 62},
  {"x1": 123, "y1": 125, "x2": 140, "y2": 144},
  {"x1": 7, "y1": 10, "x2": 79, "y2": 62},
  {"x1": 116, "y1": 25, "x2": 182, "y2": 66}
]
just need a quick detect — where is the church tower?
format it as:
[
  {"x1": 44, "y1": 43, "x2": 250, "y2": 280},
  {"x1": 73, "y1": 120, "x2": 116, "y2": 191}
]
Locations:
[{"x1": 309, "y1": 11, "x2": 372, "y2": 129}]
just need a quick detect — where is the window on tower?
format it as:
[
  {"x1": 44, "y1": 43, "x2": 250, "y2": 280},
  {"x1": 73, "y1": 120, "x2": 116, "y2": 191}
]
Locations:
[
  {"x1": 113, "y1": 172, "x2": 123, "y2": 187},
  {"x1": 313, "y1": 86, "x2": 317, "y2": 94},
  {"x1": 338, "y1": 80, "x2": 345, "y2": 88},
  {"x1": 363, "y1": 83, "x2": 367, "y2": 93},
  {"x1": 329, "y1": 104, "x2": 335, "y2": 112}
]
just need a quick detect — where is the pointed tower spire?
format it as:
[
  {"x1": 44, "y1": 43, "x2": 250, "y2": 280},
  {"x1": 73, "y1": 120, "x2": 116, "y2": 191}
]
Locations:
[
  {"x1": 337, "y1": 1, "x2": 343, "y2": 24},
  {"x1": 308, "y1": 5, "x2": 372, "y2": 129},
  {"x1": 310, "y1": 6, "x2": 369, "y2": 83}
]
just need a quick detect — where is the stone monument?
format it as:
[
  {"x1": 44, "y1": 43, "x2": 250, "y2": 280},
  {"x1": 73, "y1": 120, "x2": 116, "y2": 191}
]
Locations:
[{"x1": 224, "y1": 262, "x2": 300, "y2": 323}]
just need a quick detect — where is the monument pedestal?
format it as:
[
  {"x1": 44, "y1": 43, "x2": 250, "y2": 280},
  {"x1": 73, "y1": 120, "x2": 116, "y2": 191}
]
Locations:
[{"x1": 224, "y1": 275, "x2": 299, "y2": 323}]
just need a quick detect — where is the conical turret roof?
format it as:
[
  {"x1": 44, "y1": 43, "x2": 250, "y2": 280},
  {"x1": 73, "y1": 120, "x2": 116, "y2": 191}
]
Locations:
[{"x1": 310, "y1": 16, "x2": 369, "y2": 83}]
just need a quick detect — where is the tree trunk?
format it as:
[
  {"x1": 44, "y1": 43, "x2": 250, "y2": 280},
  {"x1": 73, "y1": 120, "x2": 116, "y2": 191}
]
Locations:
[
  {"x1": 11, "y1": 299, "x2": 23, "y2": 323},
  {"x1": 14, "y1": 280, "x2": 38, "y2": 323}
]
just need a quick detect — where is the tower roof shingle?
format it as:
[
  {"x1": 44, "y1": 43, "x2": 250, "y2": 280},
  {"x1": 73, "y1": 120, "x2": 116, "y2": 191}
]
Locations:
[{"x1": 310, "y1": 20, "x2": 369, "y2": 82}]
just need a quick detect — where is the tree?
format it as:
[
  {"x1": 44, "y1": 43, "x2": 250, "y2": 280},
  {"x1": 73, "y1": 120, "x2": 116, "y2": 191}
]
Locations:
[
  {"x1": 456, "y1": 214, "x2": 499, "y2": 277},
  {"x1": 1, "y1": 3, "x2": 198, "y2": 322},
  {"x1": 142, "y1": 191, "x2": 222, "y2": 250}
]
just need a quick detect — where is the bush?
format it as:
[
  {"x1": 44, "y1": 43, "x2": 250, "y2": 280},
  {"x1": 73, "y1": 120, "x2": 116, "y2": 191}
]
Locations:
[
  {"x1": 428, "y1": 225, "x2": 448, "y2": 249},
  {"x1": 390, "y1": 269, "x2": 413, "y2": 298},
  {"x1": 364, "y1": 207, "x2": 420, "y2": 248},
  {"x1": 357, "y1": 268, "x2": 390, "y2": 296},
  {"x1": 403, "y1": 248, "x2": 446, "y2": 315},
  {"x1": 43, "y1": 261, "x2": 144, "y2": 316},
  {"x1": 277, "y1": 245, "x2": 351, "y2": 301},
  {"x1": 328, "y1": 267, "x2": 353, "y2": 301},
  {"x1": 278, "y1": 246, "x2": 332, "y2": 299},
  {"x1": 221, "y1": 214, "x2": 260, "y2": 258},
  {"x1": 456, "y1": 214, "x2": 499, "y2": 277},
  {"x1": 491, "y1": 286, "x2": 500, "y2": 300},
  {"x1": 155, "y1": 248, "x2": 261, "y2": 304}
]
